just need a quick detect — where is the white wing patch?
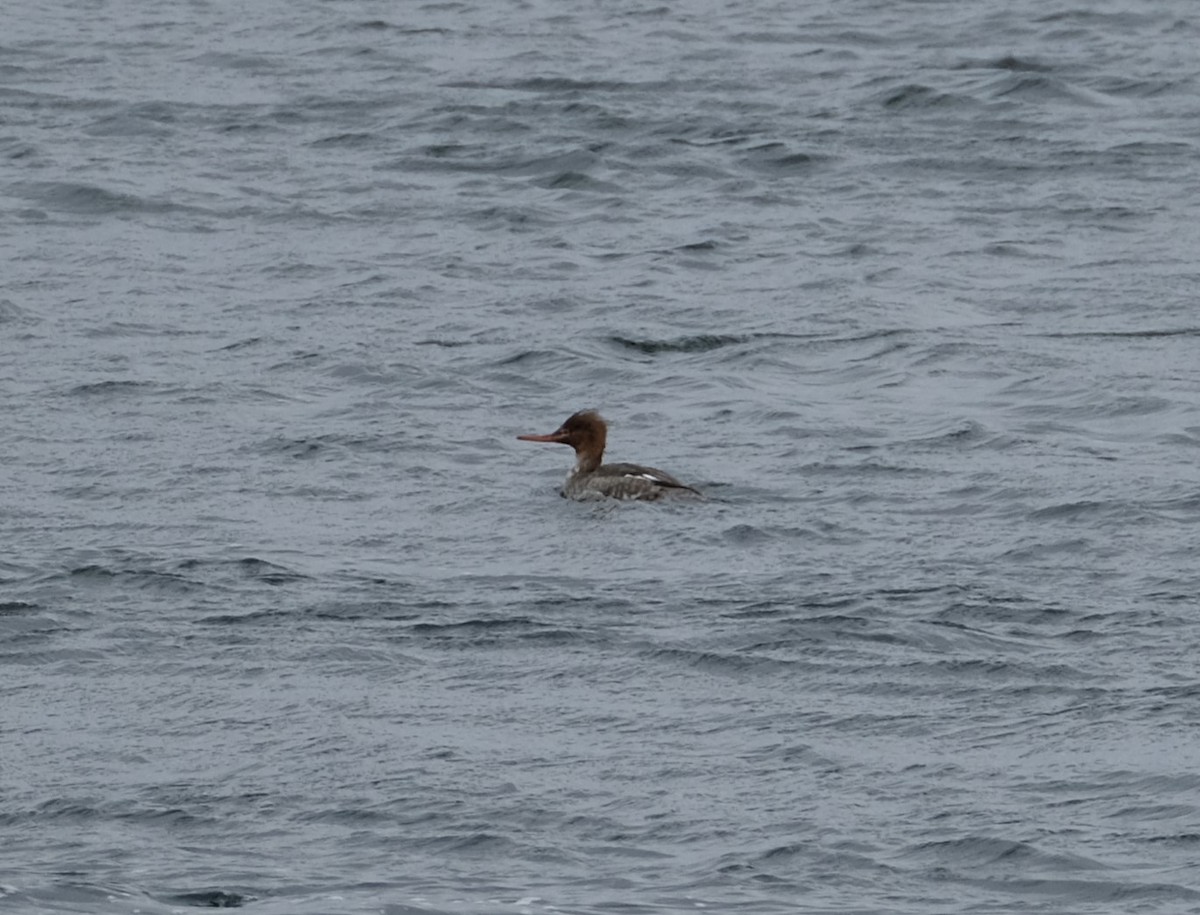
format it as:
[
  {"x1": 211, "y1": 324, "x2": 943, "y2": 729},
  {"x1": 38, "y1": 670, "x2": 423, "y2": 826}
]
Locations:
[{"x1": 625, "y1": 472, "x2": 666, "y2": 483}]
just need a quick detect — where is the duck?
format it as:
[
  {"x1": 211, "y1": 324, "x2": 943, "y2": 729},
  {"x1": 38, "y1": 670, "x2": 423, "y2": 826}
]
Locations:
[{"x1": 517, "y1": 410, "x2": 700, "y2": 501}]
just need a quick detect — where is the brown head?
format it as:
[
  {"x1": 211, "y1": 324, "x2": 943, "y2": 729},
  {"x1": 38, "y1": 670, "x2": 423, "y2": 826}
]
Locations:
[{"x1": 517, "y1": 410, "x2": 608, "y2": 472}]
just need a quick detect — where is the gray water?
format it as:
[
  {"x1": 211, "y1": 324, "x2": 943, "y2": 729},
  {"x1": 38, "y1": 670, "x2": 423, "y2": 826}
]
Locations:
[{"x1": 3, "y1": 1, "x2": 1200, "y2": 913}]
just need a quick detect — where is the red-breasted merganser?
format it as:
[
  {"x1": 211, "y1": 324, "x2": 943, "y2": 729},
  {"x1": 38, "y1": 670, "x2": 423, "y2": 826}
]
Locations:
[{"x1": 517, "y1": 410, "x2": 701, "y2": 501}]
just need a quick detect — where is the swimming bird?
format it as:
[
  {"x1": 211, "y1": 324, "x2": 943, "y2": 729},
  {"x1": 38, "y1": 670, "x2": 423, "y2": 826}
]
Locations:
[{"x1": 517, "y1": 410, "x2": 700, "y2": 501}]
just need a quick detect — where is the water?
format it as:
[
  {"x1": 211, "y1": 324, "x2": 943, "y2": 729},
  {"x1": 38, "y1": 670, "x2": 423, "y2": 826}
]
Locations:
[{"x1": 3, "y1": 1, "x2": 1200, "y2": 913}]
